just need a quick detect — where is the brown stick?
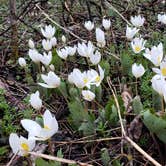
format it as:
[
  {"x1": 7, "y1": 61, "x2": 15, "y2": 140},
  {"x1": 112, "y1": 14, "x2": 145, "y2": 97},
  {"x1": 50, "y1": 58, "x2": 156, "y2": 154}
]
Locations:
[{"x1": 9, "y1": 0, "x2": 19, "y2": 60}]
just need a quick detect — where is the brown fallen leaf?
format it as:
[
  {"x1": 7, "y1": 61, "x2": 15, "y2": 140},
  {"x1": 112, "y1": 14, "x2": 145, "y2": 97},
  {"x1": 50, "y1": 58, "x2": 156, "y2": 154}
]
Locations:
[
  {"x1": 121, "y1": 84, "x2": 133, "y2": 112},
  {"x1": 128, "y1": 115, "x2": 143, "y2": 140}
]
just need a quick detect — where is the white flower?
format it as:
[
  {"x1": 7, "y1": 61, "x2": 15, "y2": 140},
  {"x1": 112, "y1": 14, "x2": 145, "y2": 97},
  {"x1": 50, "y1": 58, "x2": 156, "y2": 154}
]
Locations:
[
  {"x1": 77, "y1": 41, "x2": 94, "y2": 58},
  {"x1": 28, "y1": 49, "x2": 42, "y2": 63},
  {"x1": 102, "y1": 18, "x2": 111, "y2": 30},
  {"x1": 40, "y1": 51, "x2": 52, "y2": 66},
  {"x1": 49, "y1": 64, "x2": 55, "y2": 71},
  {"x1": 84, "y1": 21, "x2": 94, "y2": 31},
  {"x1": 90, "y1": 65, "x2": 105, "y2": 86},
  {"x1": 96, "y1": 28, "x2": 106, "y2": 48},
  {"x1": 57, "y1": 48, "x2": 69, "y2": 60},
  {"x1": 38, "y1": 71, "x2": 60, "y2": 88},
  {"x1": 42, "y1": 39, "x2": 52, "y2": 51},
  {"x1": 50, "y1": 37, "x2": 57, "y2": 47},
  {"x1": 18, "y1": 57, "x2": 26, "y2": 67},
  {"x1": 143, "y1": 43, "x2": 163, "y2": 66},
  {"x1": 29, "y1": 91, "x2": 42, "y2": 110},
  {"x1": 152, "y1": 61, "x2": 166, "y2": 77},
  {"x1": 68, "y1": 68, "x2": 95, "y2": 89},
  {"x1": 41, "y1": 25, "x2": 55, "y2": 39},
  {"x1": 158, "y1": 14, "x2": 166, "y2": 24},
  {"x1": 151, "y1": 74, "x2": 166, "y2": 96},
  {"x1": 126, "y1": 25, "x2": 139, "y2": 40},
  {"x1": 28, "y1": 39, "x2": 35, "y2": 49},
  {"x1": 66, "y1": 46, "x2": 77, "y2": 56},
  {"x1": 130, "y1": 15, "x2": 145, "y2": 27},
  {"x1": 21, "y1": 110, "x2": 58, "y2": 141},
  {"x1": 9, "y1": 133, "x2": 35, "y2": 156},
  {"x1": 89, "y1": 50, "x2": 101, "y2": 65},
  {"x1": 132, "y1": 63, "x2": 145, "y2": 78},
  {"x1": 131, "y1": 37, "x2": 146, "y2": 54},
  {"x1": 61, "y1": 35, "x2": 66, "y2": 43},
  {"x1": 82, "y1": 90, "x2": 95, "y2": 101}
]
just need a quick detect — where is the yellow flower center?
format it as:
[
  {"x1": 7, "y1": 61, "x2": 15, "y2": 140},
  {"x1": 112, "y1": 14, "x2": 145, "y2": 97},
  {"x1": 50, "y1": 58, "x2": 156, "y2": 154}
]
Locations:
[
  {"x1": 83, "y1": 78, "x2": 88, "y2": 84},
  {"x1": 134, "y1": 46, "x2": 141, "y2": 52},
  {"x1": 44, "y1": 125, "x2": 51, "y2": 130},
  {"x1": 85, "y1": 94, "x2": 91, "y2": 100},
  {"x1": 161, "y1": 67, "x2": 166, "y2": 76},
  {"x1": 95, "y1": 76, "x2": 100, "y2": 83},
  {"x1": 21, "y1": 143, "x2": 29, "y2": 151}
]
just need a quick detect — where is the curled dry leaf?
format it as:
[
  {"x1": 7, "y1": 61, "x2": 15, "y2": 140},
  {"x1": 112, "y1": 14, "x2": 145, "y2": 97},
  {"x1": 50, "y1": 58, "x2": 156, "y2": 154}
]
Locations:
[
  {"x1": 128, "y1": 115, "x2": 143, "y2": 140},
  {"x1": 121, "y1": 84, "x2": 133, "y2": 112}
]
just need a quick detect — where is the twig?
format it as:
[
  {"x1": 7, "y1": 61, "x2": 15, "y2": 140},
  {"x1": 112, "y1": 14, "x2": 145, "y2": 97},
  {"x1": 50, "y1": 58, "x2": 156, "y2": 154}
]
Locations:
[
  {"x1": 29, "y1": 152, "x2": 93, "y2": 166},
  {"x1": 6, "y1": 152, "x2": 18, "y2": 166},
  {"x1": 105, "y1": 1, "x2": 132, "y2": 26},
  {"x1": 35, "y1": 4, "x2": 86, "y2": 43},
  {"x1": 125, "y1": 136, "x2": 161, "y2": 166},
  {"x1": 52, "y1": 136, "x2": 121, "y2": 144},
  {"x1": 107, "y1": 77, "x2": 162, "y2": 166}
]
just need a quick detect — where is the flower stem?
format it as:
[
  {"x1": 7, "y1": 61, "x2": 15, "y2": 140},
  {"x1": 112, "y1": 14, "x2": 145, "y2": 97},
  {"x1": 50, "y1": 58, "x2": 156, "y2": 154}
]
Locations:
[{"x1": 135, "y1": 78, "x2": 138, "y2": 96}]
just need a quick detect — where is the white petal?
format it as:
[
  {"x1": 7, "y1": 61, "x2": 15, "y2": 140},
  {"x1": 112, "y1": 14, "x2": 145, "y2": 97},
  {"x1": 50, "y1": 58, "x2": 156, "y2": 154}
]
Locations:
[
  {"x1": 21, "y1": 119, "x2": 41, "y2": 137},
  {"x1": 9, "y1": 133, "x2": 20, "y2": 154}
]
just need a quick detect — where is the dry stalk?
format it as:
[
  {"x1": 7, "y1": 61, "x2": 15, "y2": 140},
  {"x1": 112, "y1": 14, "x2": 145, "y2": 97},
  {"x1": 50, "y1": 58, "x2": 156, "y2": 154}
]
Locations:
[{"x1": 29, "y1": 152, "x2": 93, "y2": 166}]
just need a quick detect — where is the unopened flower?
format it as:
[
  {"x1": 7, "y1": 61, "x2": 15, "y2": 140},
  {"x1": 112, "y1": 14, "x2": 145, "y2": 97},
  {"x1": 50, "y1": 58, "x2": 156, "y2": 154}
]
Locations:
[
  {"x1": 132, "y1": 63, "x2": 145, "y2": 78},
  {"x1": 9, "y1": 133, "x2": 35, "y2": 156},
  {"x1": 61, "y1": 35, "x2": 66, "y2": 43},
  {"x1": 77, "y1": 41, "x2": 94, "y2": 58},
  {"x1": 96, "y1": 28, "x2": 106, "y2": 48},
  {"x1": 18, "y1": 57, "x2": 26, "y2": 67},
  {"x1": 49, "y1": 64, "x2": 55, "y2": 71},
  {"x1": 102, "y1": 18, "x2": 111, "y2": 30},
  {"x1": 38, "y1": 71, "x2": 60, "y2": 88},
  {"x1": 82, "y1": 90, "x2": 95, "y2": 101},
  {"x1": 40, "y1": 51, "x2": 52, "y2": 66},
  {"x1": 126, "y1": 25, "x2": 139, "y2": 40},
  {"x1": 57, "y1": 48, "x2": 69, "y2": 60},
  {"x1": 89, "y1": 50, "x2": 101, "y2": 65},
  {"x1": 21, "y1": 110, "x2": 58, "y2": 141},
  {"x1": 131, "y1": 37, "x2": 146, "y2": 54},
  {"x1": 50, "y1": 37, "x2": 57, "y2": 47},
  {"x1": 158, "y1": 14, "x2": 166, "y2": 24},
  {"x1": 41, "y1": 25, "x2": 55, "y2": 39},
  {"x1": 84, "y1": 21, "x2": 94, "y2": 31},
  {"x1": 29, "y1": 91, "x2": 42, "y2": 110},
  {"x1": 28, "y1": 49, "x2": 42, "y2": 63},
  {"x1": 28, "y1": 39, "x2": 35, "y2": 49},
  {"x1": 130, "y1": 15, "x2": 145, "y2": 27},
  {"x1": 143, "y1": 43, "x2": 163, "y2": 66},
  {"x1": 42, "y1": 39, "x2": 52, "y2": 51}
]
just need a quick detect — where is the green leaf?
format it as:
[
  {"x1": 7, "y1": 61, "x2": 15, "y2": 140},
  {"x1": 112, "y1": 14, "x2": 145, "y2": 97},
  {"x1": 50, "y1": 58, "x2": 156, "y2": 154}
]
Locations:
[
  {"x1": 132, "y1": 96, "x2": 143, "y2": 114},
  {"x1": 143, "y1": 110, "x2": 166, "y2": 143},
  {"x1": 68, "y1": 100, "x2": 88, "y2": 128},
  {"x1": 101, "y1": 148, "x2": 111, "y2": 166},
  {"x1": 52, "y1": 48, "x2": 62, "y2": 71}
]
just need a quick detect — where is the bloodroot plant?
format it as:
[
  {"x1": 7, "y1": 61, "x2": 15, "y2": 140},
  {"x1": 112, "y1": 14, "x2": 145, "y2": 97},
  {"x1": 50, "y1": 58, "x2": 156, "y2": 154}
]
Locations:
[{"x1": 8, "y1": 9, "x2": 166, "y2": 165}]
